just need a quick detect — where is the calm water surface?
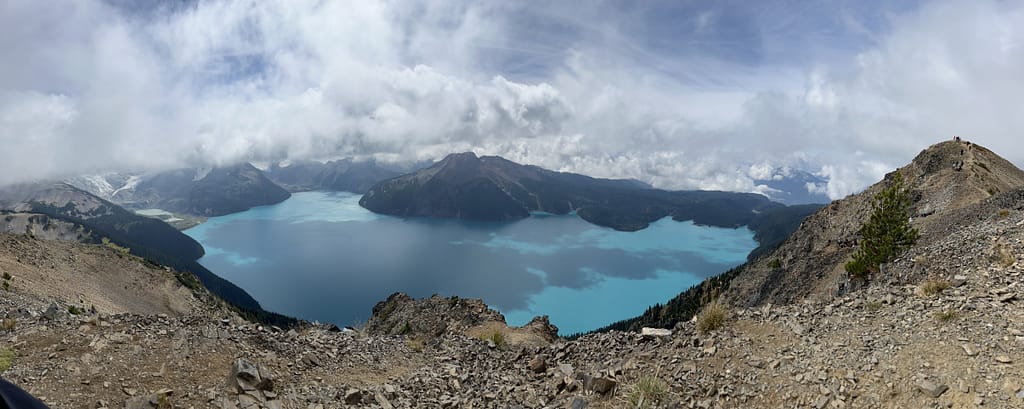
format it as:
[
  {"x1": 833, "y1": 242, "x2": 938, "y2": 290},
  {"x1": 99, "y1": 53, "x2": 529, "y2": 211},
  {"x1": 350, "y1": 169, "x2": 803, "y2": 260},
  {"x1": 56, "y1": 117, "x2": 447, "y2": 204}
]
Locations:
[{"x1": 185, "y1": 191, "x2": 756, "y2": 334}]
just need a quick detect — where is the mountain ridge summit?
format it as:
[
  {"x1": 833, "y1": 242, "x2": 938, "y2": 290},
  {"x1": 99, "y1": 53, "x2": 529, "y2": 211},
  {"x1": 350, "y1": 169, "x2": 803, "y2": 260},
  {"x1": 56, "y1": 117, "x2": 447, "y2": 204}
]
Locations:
[
  {"x1": 608, "y1": 138, "x2": 1024, "y2": 332},
  {"x1": 739, "y1": 139, "x2": 1024, "y2": 305}
]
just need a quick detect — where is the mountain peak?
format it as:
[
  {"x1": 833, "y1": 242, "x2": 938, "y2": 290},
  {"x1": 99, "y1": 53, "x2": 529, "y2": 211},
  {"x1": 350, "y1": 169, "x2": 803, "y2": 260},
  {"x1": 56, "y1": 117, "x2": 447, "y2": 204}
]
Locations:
[
  {"x1": 437, "y1": 152, "x2": 482, "y2": 171},
  {"x1": 718, "y1": 138, "x2": 1024, "y2": 307},
  {"x1": 902, "y1": 139, "x2": 1024, "y2": 217},
  {"x1": 442, "y1": 151, "x2": 479, "y2": 162}
]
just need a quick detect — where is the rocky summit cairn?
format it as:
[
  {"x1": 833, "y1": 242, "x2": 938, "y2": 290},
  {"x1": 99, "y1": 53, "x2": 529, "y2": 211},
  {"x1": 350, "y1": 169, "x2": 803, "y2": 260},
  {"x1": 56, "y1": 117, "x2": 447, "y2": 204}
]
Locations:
[{"x1": 221, "y1": 358, "x2": 280, "y2": 408}]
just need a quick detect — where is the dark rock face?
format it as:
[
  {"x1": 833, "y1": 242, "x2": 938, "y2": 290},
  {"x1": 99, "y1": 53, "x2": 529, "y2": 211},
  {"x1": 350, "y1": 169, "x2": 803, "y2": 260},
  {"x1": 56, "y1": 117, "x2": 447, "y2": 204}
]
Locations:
[
  {"x1": 125, "y1": 163, "x2": 290, "y2": 217},
  {"x1": 523, "y1": 316, "x2": 560, "y2": 343},
  {"x1": 188, "y1": 164, "x2": 290, "y2": 216},
  {"x1": 360, "y1": 153, "x2": 533, "y2": 222}
]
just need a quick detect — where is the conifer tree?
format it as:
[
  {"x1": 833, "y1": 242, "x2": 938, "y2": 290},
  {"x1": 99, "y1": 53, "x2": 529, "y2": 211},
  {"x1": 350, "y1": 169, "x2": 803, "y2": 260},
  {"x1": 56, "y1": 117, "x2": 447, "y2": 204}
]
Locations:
[{"x1": 845, "y1": 172, "x2": 919, "y2": 279}]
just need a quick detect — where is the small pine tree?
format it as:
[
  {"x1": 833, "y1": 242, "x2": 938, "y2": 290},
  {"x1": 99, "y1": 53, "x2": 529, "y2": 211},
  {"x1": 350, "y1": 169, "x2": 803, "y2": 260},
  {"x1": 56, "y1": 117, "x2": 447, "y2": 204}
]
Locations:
[{"x1": 846, "y1": 172, "x2": 919, "y2": 279}]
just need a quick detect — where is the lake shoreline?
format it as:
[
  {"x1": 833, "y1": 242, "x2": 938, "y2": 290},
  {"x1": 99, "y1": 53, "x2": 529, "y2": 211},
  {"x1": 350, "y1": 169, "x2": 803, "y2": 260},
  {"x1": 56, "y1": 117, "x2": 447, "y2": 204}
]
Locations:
[{"x1": 184, "y1": 191, "x2": 757, "y2": 334}]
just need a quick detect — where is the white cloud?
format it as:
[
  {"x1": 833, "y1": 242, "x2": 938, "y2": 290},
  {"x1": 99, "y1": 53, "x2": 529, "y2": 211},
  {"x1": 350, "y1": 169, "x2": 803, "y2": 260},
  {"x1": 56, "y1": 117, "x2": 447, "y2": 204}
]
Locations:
[{"x1": 0, "y1": 0, "x2": 1022, "y2": 201}]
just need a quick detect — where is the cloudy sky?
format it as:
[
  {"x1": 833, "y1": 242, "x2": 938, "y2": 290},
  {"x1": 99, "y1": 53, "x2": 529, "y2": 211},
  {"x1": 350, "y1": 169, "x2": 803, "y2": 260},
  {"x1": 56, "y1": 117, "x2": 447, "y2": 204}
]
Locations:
[{"x1": 1, "y1": 0, "x2": 1022, "y2": 199}]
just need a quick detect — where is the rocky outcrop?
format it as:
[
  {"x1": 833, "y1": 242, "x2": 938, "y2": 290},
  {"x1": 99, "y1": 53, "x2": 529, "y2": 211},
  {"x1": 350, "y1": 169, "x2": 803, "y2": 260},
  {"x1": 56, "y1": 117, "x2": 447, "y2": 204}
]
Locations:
[
  {"x1": 215, "y1": 358, "x2": 282, "y2": 409},
  {"x1": 523, "y1": 315, "x2": 560, "y2": 343},
  {"x1": 0, "y1": 213, "x2": 95, "y2": 242},
  {"x1": 364, "y1": 292, "x2": 562, "y2": 340},
  {"x1": 365, "y1": 292, "x2": 502, "y2": 337}
]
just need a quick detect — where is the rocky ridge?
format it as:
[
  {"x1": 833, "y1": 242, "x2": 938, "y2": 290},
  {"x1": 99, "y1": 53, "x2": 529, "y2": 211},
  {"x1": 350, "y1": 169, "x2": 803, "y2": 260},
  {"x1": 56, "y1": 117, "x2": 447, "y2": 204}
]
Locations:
[
  {"x1": 732, "y1": 140, "x2": 1024, "y2": 307},
  {"x1": 1, "y1": 203, "x2": 1022, "y2": 408},
  {"x1": 606, "y1": 140, "x2": 1024, "y2": 333}
]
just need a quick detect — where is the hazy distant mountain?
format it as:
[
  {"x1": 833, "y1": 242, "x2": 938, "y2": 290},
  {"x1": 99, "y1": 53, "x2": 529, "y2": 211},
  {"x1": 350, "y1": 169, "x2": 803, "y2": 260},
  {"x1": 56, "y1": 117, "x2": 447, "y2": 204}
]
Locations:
[
  {"x1": 754, "y1": 168, "x2": 831, "y2": 205},
  {"x1": 264, "y1": 159, "x2": 414, "y2": 193},
  {"x1": 69, "y1": 163, "x2": 290, "y2": 217},
  {"x1": 361, "y1": 152, "x2": 821, "y2": 255},
  {"x1": 65, "y1": 172, "x2": 139, "y2": 199}
]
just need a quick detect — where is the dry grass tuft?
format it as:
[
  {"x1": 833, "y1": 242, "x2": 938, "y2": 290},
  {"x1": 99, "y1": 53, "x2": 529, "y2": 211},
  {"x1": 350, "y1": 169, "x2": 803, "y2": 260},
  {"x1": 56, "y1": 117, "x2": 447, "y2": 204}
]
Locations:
[
  {"x1": 933, "y1": 309, "x2": 958, "y2": 322},
  {"x1": 919, "y1": 278, "x2": 950, "y2": 297},
  {"x1": 0, "y1": 318, "x2": 15, "y2": 332},
  {"x1": 0, "y1": 347, "x2": 14, "y2": 373},
  {"x1": 997, "y1": 247, "x2": 1016, "y2": 268},
  {"x1": 406, "y1": 337, "x2": 425, "y2": 352},
  {"x1": 622, "y1": 375, "x2": 670, "y2": 409},
  {"x1": 697, "y1": 301, "x2": 728, "y2": 334},
  {"x1": 489, "y1": 331, "x2": 506, "y2": 348}
]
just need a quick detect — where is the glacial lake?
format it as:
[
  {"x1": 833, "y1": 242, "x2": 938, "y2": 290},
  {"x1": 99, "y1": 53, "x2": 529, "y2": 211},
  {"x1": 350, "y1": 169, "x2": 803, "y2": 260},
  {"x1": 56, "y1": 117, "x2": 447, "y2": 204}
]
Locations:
[{"x1": 184, "y1": 191, "x2": 756, "y2": 334}]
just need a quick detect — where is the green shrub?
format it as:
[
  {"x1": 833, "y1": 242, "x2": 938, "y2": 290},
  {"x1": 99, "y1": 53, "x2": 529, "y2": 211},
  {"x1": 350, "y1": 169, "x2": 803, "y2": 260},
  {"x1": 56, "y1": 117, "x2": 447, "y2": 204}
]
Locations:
[
  {"x1": 768, "y1": 259, "x2": 782, "y2": 269},
  {"x1": 1, "y1": 272, "x2": 10, "y2": 280},
  {"x1": 399, "y1": 322, "x2": 411, "y2": 335},
  {"x1": 175, "y1": 271, "x2": 203, "y2": 292},
  {"x1": 101, "y1": 237, "x2": 130, "y2": 254},
  {"x1": 68, "y1": 306, "x2": 82, "y2": 315},
  {"x1": 1, "y1": 282, "x2": 8, "y2": 292},
  {"x1": 865, "y1": 301, "x2": 883, "y2": 312},
  {"x1": 846, "y1": 173, "x2": 919, "y2": 279}
]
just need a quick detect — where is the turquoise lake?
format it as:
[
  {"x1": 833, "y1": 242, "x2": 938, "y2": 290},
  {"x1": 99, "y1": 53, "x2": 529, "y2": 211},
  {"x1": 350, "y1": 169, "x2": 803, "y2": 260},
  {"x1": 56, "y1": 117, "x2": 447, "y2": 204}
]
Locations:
[{"x1": 184, "y1": 191, "x2": 757, "y2": 334}]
